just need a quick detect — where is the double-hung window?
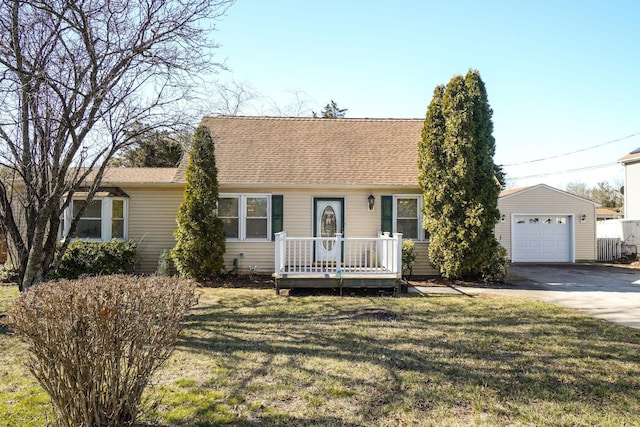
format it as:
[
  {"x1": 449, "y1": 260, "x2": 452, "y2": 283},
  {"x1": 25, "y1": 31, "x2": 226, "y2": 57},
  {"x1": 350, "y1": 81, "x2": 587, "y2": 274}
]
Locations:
[
  {"x1": 219, "y1": 194, "x2": 271, "y2": 241},
  {"x1": 394, "y1": 195, "x2": 428, "y2": 241},
  {"x1": 62, "y1": 197, "x2": 128, "y2": 241},
  {"x1": 111, "y1": 199, "x2": 126, "y2": 239},
  {"x1": 73, "y1": 199, "x2": 102, "y2": 239}
]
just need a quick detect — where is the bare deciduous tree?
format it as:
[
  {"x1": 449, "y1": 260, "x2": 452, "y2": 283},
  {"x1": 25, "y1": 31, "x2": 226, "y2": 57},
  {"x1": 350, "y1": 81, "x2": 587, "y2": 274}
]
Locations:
[
  {"x1": 0, "y1": 0, "x2": 234, "y2": 290},
  {"x1": 566, "y1": 180, "x2": 623, "y2": 210},
  {"x1": 211, "y1": 79, "x2": 260, "y2": 116},
  {"x1": 210, "y1": 81, "x2": 316, "y2": 118},
  {"x1": 264, "y1": 90, "x2": 315, "y2": 117}
]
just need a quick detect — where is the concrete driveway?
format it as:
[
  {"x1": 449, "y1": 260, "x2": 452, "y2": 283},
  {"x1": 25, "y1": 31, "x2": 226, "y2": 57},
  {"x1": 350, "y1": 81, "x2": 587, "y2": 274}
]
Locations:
[{"x1": 413, "y1": 264, "x2": 640, "y2": 329}]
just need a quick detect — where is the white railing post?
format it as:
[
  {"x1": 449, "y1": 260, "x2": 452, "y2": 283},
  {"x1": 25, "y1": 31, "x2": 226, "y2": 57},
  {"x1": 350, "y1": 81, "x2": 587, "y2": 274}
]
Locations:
[
  {"x1": 274, "y1": 231, "x2": 286, "y2": 276},
  {"x1": 378, "y1": 232, "x2": 390, "y2": 271},
  {"x1": 334, "y1": 233, "x2": 342, "y2": 273},
  {"x1": 393, "y1": 233, "x2": 403, "y2": 278}
]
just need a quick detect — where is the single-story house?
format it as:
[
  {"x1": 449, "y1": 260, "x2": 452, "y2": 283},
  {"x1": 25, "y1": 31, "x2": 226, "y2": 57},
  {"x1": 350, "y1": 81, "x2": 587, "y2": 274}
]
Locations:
[{"x1": 69, "y1": 117, "x2": 597, "y2": 281}]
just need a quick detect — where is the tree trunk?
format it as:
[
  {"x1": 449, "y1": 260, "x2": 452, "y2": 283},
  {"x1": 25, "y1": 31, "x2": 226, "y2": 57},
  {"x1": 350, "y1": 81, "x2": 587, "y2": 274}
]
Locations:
[{"x1": 21, "y1": 217, "x2": 48, "y2": 290}]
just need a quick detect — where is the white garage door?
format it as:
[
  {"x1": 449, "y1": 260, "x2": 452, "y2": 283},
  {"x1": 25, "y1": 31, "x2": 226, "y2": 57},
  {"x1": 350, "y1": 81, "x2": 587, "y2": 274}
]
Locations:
[{"x1": 512, "y1": 215, "x2": 572, "y2": 262}]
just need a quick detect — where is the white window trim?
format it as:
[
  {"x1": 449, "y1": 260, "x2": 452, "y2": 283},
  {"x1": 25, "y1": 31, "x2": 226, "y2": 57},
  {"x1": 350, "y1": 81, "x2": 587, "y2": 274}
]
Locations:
[
  {"x1": 220, "y1": 194, "x2": 271, "y2": 242},
  {"x1": 62, "y1": 197, "x2": 128, "y2": 242},
  {"x1": 393, "y1": 195, "x2": 428, "y2": 241}
]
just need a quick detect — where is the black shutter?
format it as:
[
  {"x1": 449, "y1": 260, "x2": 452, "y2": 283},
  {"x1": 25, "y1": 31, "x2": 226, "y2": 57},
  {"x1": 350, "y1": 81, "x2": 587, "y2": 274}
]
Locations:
[
  {"x1": 271, "y1": 195, "x2": 283, "y2": 240},
  {"x1": 381, "y1": 196, "x2": 393, "y2": 234}
]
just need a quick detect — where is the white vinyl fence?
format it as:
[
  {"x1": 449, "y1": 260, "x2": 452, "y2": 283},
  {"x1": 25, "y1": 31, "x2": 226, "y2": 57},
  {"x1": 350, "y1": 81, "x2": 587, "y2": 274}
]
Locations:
[{"x1": 597, "y1": 238, "x2": 622, "y2": 262}]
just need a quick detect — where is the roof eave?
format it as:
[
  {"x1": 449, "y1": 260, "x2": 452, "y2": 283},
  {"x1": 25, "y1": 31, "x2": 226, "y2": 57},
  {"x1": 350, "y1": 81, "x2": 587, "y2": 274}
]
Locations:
[{"x1": 217, "y1": 182, "x2": 422, "y2": 190}]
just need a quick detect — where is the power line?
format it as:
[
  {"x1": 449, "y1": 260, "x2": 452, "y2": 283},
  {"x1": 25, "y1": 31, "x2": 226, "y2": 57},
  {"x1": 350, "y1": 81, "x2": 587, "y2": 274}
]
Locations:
[
  {"x1": 502, "y1": 132, "x2": 640, "y2": 167},
  {"x1": 506, "y1": 162, "x2": 619, "y2": 180}
]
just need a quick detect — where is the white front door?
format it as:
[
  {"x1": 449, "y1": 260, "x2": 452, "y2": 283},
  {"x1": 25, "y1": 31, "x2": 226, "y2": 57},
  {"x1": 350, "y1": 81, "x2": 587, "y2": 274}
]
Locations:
[
  {"x1": 314, "y1": 198, "x2": 344, "y2": 262},
  {"x1": 512, "y1": 215, "x2": 573, "y2": 262}
]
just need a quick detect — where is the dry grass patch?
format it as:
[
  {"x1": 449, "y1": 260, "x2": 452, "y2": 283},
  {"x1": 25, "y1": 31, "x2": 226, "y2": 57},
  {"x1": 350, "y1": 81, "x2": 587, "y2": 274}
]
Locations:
[{"x1": 2, "y1": 286, "x2": 640, "y2": 426}]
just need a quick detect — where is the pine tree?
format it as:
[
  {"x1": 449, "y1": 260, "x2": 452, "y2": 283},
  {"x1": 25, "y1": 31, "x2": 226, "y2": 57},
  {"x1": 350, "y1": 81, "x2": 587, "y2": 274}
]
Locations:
[
  {"x1": 312, "y1": 100, "x2": 348, "y2": 118},
  {"x1": 172, "y1": 125, "x2": 226, "y2": 281},
  {"x1": 419, "y1": 70, "x2": 504, "y2": 280},
  {"x1": 110, "y1": 126, "x2": 186, "y2": 168}
]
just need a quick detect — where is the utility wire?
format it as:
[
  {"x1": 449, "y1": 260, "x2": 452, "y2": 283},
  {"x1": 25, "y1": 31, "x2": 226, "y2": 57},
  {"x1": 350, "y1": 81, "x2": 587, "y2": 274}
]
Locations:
[
  {"x1": 502, "y1": 132, "x2": 640, "y2": 167},
  {"x1": 506, "y1": 162, "x2": 618, "y2": 180}
]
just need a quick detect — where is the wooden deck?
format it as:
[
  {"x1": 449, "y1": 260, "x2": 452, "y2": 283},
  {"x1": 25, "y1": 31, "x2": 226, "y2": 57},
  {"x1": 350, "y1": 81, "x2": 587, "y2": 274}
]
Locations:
[
  {"x1": 273, "y1": 232, "x2": 403, "y2": 295},
  {"x1": 273, "y1": 273, "x2": 400, "y2": 295}
]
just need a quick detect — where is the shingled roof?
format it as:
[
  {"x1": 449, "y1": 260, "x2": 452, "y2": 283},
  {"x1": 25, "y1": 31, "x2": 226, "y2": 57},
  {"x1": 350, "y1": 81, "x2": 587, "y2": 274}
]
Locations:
[
  {"x1": 619, "y1": 147, "x2": 640, "y2": 164},
  {"x1": 498, "y1": 186, "x2": 533, "y2": 198},
  {"x1": 175, "y1": 116, "x2": 424, "y2": 187},
  {"x1": 85, "y1": 168, "x2": 180, "y2": 185},
  {"x1": 105, "y1": 168, "x2": 179, "y2": 184}
]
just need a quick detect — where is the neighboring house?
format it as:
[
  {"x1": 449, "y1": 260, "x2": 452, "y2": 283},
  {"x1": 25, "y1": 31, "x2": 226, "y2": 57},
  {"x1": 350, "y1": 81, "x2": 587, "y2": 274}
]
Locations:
[
  {"x1": 69, "y1": 117, "x2": 597, "y2": 279},
  {"x1": 619, "y1": 148, "x2": 640, "y2": 219},
  {"x1": 496, "y1": 185, "x2": 597, "y2": 263},
  {"x1": 594, "y1": 149, "x2": 640, "y2": 250},
  {"x1": 597, "y1": 208, "x2": 622, "y2": 221}
]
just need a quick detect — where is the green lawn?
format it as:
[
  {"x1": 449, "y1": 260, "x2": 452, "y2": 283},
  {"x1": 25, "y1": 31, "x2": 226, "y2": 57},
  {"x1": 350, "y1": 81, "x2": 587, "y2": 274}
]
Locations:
[{"x1": 2, "y1": 284, "x2": 640, "y2": 426}]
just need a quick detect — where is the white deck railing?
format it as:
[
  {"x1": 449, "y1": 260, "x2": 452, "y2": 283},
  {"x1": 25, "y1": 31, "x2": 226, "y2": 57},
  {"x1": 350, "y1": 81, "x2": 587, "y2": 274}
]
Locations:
[{"x1": 274, "y1": 231, "x2": 403, "y2": 279}]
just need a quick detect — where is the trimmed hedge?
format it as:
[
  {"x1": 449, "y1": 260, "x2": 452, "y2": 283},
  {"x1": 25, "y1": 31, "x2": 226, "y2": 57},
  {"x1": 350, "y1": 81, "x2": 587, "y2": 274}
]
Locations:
[
  {"x1": 5, "y1": 275, "x2": 197, "y2": 426},
  {"x1": 55, "y1": 240, "x2": 137, "y2": 279}
]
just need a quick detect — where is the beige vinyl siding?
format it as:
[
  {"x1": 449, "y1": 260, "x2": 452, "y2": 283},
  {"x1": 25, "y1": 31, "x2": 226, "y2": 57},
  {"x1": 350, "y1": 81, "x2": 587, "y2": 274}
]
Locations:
[
  {"x1": 497, "y1": 186, "x2": 596, "y2": 262},
  {"x1": 286, "y1": 188, "x2": 380, "y2": 237},
  {"x1": 224, "y1": 242, "x2": 274, "y2": 274},
  {"x1": 412, "y1": 242, "x2": 438, "y2": 276},
  {"x1": 625, "y1": 161, "x2": 640, "y2": 219},
  {"x1": 120, "y1": 185, "x2": 436, "y2": 277},
  {"x1": 124, "y1": 186, "x2": 183, "y2": 273},
  {"x1": 221, "y1": 186, "x2": 437, "y2": 276}
]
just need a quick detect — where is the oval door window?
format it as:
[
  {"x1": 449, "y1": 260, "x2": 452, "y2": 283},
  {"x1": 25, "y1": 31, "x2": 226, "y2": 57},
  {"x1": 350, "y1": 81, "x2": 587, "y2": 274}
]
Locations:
[{"x1": 321, "y1": 205, "x2": 336, "y2": 250}]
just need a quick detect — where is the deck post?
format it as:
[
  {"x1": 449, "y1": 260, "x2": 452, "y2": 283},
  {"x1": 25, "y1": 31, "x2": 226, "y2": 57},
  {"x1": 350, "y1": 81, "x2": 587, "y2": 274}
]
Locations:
[
  {"x1": 393, "y1": 233, "x2": 403, "y2": 278},
  {"x1": 274, "y1": 231, "x2": 286, "y2": 278},
  {"x1": 335, "y1": 233, "x2": 343, "y2": 273}
]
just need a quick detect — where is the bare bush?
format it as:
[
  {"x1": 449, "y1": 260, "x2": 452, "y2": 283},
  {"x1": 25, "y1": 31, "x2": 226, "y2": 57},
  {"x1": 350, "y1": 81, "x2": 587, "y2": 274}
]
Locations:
[{"x1": 4, "y1": 275, "x2": 198, "y2": 426}]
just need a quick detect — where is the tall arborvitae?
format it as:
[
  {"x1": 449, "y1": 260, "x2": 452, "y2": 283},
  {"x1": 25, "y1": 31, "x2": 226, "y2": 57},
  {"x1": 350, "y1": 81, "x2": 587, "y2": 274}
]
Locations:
[
  {"x1": 419, "y1": 70, "x2": 503, "y2": 280},
  {"x1": 172, "y1": 125, "x2": 226, "y2": 281}
]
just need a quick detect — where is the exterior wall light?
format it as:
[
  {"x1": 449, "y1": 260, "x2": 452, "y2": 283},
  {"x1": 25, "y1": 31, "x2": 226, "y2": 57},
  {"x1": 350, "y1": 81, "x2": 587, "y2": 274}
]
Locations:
[
  {"x1": 500, "y1": 214, "x2": 506, "y2": 222},
  {"x1": 368, "y1": 194, "x2": 375, "y2": 211},
  {"x1": 580, "y1": 214, "x2": 587, "y2": 223}
]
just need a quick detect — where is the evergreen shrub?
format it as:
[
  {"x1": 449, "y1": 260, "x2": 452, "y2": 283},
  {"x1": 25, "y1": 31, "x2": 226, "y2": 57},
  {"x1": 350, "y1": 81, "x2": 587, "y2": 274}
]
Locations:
[{"x1": 55, "y1": 240, "x2": 137, "y2": 279}]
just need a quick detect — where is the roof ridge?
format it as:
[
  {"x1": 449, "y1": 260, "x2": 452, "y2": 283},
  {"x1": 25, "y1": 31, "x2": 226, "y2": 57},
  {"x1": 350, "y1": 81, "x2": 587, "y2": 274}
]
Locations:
[{"x1": 202, "y1": 115, "x2": 423, "y2": 122}]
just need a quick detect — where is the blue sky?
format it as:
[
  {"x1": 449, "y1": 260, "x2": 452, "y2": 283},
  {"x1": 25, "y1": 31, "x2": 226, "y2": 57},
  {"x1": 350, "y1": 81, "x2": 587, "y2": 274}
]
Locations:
[{"x1": 207, "y1": 0, "x2": 640, "y2": 189}]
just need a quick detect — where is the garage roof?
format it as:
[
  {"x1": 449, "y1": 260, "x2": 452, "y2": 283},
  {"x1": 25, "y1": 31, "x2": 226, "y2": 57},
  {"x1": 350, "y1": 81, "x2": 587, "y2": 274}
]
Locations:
[{"x1": 500, "y1": 183, "x2": 599, "y2": 205}]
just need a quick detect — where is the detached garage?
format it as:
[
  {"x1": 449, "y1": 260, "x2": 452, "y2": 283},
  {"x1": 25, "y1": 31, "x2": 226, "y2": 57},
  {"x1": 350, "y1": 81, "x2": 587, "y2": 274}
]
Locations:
[{"x1": 495, "y1": 184, "x2": 597, "y2": 263}]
